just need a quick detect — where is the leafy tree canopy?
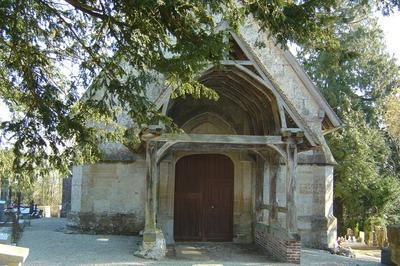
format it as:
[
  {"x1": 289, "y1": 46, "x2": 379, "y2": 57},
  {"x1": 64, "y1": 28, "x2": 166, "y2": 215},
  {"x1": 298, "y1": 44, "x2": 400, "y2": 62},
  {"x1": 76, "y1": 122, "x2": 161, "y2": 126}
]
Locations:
[
  {"x1": 298, "y1": 12, "x2": 400, "y2": 123},
  {"x1": 329, "y1": 105, "x2": 400, "y2": 229},
  {"x1": 297, "y1": 2, "x2": 400, "y2": 231},
  {"x1": 0, "y1": 0, "x2": 399, "y2": 178}
]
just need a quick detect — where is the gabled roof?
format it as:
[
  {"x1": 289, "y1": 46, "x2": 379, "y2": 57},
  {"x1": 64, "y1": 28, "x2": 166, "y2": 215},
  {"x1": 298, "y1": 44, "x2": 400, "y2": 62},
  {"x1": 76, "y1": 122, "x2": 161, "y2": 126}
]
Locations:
[
  {"x1": 281, "y1": 49, "x2": 342, "y2": 132},
  {"x1": 230, "y1": 25, "x2": 342, "y2": 135},
  {"x1": 153, "y1": 29, "x2": 341, "y2": 147}
]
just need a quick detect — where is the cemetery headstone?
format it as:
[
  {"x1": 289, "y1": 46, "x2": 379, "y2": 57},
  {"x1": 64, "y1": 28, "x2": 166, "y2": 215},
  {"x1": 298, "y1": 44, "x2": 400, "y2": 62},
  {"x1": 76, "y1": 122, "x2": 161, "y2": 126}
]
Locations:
[
  {"x1": 346, "y1": 228, "x2": 354, "y2": 240},
  {"x1": 358, "y1": 231, "x2": 365, "y2": 243}
]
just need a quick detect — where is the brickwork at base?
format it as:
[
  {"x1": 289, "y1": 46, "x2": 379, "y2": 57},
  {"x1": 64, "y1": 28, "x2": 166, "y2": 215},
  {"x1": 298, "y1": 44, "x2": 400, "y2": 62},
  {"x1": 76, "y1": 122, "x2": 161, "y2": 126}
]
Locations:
[{"x1": 255, "y1": 223, "x2": 301, "y2": 264}]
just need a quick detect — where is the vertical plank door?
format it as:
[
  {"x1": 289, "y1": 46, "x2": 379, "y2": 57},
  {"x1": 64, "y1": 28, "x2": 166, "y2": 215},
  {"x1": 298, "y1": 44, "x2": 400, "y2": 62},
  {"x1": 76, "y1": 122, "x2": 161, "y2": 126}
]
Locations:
[{"x1": 174, "y1": 154, "x2": 233, "y2": 241}]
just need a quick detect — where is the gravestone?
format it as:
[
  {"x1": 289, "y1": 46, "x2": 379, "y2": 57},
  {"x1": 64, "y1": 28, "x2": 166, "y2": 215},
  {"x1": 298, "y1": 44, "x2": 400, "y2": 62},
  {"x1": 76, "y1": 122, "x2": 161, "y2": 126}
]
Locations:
[
  {"x1": 358, "y1": 231, "x2": 365, "y2": 243},
  {"x1": 346, "y1": 228, "x2": 354, "y2": 240},
  {"x1": 375, "y1": 226, "x2": 388, "y2": 248},
  {"x1": 367, "y1": 230, "x2": 376, "y2": 246}
]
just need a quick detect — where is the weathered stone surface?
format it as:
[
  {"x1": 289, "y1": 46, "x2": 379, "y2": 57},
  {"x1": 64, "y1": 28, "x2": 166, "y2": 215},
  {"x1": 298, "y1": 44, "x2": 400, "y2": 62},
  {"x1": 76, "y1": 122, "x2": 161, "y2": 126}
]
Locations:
[
  {"x1": 134, "y1": 230, "x2": 166, "y2": 260},
  {"x1": 69, "y1": 161, "x2": 147, "y2": 234},
  {"x1": 0, "y1": 243, "x2": 29, "y2": 266},
  {"x1": 67, "y1": 212, "x2": 143, "y2": 235},
  {"x1": 388, "y1": 224, "x2": 400, "y2": 265}
]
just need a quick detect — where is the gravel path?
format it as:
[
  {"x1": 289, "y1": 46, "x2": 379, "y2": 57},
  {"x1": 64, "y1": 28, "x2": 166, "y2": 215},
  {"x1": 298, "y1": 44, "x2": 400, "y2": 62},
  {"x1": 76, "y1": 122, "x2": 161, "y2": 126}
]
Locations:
[{"x1": 17, "y1": 218, "x2": 383, "y2": 266}]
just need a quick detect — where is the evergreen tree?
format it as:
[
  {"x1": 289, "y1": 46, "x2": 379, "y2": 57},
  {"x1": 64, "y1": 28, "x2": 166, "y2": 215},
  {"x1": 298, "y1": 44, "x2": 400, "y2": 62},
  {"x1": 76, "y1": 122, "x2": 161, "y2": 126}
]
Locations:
[
  {"x1": 1, "y1": 0, "x2": 399, "y2": 177},
  {"x1": 297, "y1": 6, "x2": 400, "y2": 233}
]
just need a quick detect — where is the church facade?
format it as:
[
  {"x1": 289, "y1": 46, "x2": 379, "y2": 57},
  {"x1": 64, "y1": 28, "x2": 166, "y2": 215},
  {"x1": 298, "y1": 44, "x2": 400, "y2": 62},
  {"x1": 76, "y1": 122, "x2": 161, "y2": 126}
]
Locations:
[{"x1": 68, "y1": 20, "x2": 341, "y2": 263}]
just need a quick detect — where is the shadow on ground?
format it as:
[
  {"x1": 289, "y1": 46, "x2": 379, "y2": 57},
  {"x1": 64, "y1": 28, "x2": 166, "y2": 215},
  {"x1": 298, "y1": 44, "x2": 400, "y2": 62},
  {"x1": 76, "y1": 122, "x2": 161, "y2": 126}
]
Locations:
[
  {"x1": 17, "y1": 218, "x2": 383, "y2": 266},
  {"x1": 167, "y1": 242, "x2": 272, "y2": 262}
]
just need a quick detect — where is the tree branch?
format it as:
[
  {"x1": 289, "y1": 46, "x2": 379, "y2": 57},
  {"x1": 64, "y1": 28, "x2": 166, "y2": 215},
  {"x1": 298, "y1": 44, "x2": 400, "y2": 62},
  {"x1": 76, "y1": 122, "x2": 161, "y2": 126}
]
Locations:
[{"x1": 63, "y1": 0, "x2": 106, "y2": 20}]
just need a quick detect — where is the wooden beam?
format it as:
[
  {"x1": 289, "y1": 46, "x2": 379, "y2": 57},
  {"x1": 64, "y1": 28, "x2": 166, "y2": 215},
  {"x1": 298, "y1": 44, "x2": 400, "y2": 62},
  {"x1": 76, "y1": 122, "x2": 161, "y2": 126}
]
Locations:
[
  {"x1": 255, "y1": 155, "x2": 265, "y2": 222},
  {"x1": 232, "y1": 62, "x2": 319, "y2": 147},
  {"x1": 144, "y1": 142, "x2": 158, "y2": 232},
  {"x1": 152, "y1": 133, "x2": 283, "y2": 145},
  {"x1": 156, "y1": 141, "x2": 178, "y2": 163},
  {"x1": 268, "y1": 157, "x2": 280, "y2": 225},
  {"x1": 286, "y1": 143, "x2": 298, "y2": 233},
  {"x1": 221, "y1": 60, "x2": 255, "y2": 66}
]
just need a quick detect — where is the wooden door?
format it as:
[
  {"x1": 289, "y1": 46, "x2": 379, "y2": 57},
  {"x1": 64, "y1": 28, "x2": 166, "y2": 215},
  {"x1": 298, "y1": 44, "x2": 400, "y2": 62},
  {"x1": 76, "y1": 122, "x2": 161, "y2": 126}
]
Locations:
[{"x1": 174, "y1": 154, "x2": 234, "y2": 241}]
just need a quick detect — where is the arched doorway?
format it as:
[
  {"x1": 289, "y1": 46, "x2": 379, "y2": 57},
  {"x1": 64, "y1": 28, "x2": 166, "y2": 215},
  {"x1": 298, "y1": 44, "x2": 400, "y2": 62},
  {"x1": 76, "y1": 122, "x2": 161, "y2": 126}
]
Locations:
[{"x1": 174, "y1": 154, "x2": 234, "y2": 241}]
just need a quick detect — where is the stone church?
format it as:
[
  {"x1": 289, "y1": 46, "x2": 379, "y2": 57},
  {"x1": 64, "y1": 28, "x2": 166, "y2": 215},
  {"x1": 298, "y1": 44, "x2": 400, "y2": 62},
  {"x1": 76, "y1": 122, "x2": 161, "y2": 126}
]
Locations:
[{"x1": 68, "y1": 19, "x2": 341, "y2": 263}]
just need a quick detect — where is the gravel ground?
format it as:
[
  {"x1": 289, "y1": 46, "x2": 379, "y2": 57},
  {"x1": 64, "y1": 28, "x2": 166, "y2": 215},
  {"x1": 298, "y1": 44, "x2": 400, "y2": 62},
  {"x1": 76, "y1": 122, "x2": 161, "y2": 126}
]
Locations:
[{"x1": 17, "y1": 218, "x2": 383, "y2": 266}]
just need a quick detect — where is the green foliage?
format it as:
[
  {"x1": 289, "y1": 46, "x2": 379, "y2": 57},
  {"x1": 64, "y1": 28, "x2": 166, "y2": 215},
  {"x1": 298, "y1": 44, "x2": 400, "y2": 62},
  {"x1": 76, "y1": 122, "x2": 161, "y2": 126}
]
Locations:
[
  {"x1": 298, "y1": 1, "x2": 400, "y2": 230},
  {"x1": 384, "y1": 88, "x2": 400, "y2": 144},
  {"x1": 0, "y1": 0, "x2": 399, "y2": 180},
  {"x1": 298, "y1": 16, "x2": 400, "y2": 123},
  {"x1": 328, "y1": 106, "x2": 400, "y2": 229}
]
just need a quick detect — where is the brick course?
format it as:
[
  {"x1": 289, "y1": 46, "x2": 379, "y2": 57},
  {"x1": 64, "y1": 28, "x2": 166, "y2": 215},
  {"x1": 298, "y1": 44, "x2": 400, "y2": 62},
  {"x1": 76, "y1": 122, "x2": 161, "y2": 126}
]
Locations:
[{"x1": 255, "y1": 223, "x2": 301, "y2": 264}]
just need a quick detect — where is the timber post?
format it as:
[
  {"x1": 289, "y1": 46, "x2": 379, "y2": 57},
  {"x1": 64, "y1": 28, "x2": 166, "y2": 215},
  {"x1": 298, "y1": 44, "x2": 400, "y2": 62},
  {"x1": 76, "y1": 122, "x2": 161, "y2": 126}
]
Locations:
[
  {"x1": 286, "y1": 142, "x2": 298, "y2": 233},
  {"x1": 268, "y1": 156, "x2": 279, "y2": 225},
  {"x1": 281, "y1": 129, "x2": 303, "y2": 234},
  {"x1": 134, "y1": 128, "x2": 167, "y2": 260}
]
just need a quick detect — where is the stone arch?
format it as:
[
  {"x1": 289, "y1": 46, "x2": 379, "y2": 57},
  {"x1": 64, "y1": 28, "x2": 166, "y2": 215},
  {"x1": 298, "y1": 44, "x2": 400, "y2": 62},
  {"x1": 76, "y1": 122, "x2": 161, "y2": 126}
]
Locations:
[
  {"x1": 167, "y1": 65, "x2": 282, "y2": 135},
  {"x1": 181, "y1": 112, "x2": 237, "y2": 135}
]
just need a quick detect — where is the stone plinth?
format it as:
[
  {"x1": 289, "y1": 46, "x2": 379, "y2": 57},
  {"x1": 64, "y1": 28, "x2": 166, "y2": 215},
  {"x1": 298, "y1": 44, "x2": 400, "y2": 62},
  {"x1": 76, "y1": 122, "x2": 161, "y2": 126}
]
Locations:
[
  {"x1": 134, "y1": 229, "x2": 166, "y2": 260},
  {"x1": 0, "y1": 243, "x2": 29, "y2": 266},
  {"x1": 388, "y1": 224, "x2": 400, "y2": 265},
  {"x1": 255, "y1": 223, "x2": 301, "y2": 264}
]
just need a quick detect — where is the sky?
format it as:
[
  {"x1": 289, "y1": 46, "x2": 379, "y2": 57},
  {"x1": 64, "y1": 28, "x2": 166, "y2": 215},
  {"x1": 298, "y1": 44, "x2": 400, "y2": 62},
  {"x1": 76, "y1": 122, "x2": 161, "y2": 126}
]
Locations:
[
  {"x1": 378, "y1": 13, "x2": 400, "y2": 63},
  {"x1": 0, "y1": 13, "x2": 399, "y2": 122}
]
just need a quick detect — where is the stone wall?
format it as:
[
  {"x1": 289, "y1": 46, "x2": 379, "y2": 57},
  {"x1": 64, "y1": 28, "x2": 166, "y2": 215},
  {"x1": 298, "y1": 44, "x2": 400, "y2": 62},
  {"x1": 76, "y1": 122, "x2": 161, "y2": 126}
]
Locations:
[
  {"x1": 68, "y1": 212, "x2": 143, "y2": 234},
  {"x1": 261, "y1": 152, "x2": 336, "y2": 249},
  {"x1": 69, "y1": 161, "x2": 147, "y2": 234},
  {"x1": 255, "y1": 223, "x2": 301, "y2": 264},
  {"x1": 296, "y1": 163, "x2": 336, "y2": 249},
  {"x1": 69, "y1": 149, "x2": 336, "y2": 249}
]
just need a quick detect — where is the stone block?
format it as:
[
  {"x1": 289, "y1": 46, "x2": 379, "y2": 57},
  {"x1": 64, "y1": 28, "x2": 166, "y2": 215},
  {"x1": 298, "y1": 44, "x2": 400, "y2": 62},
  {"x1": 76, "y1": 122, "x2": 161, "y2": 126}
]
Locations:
[
  {"x1": 135, "y1": 229, "x2": 166, "y2": 260},
  {"x1": 0, "y1": 243, "x2": 29, "y2": 266}
]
